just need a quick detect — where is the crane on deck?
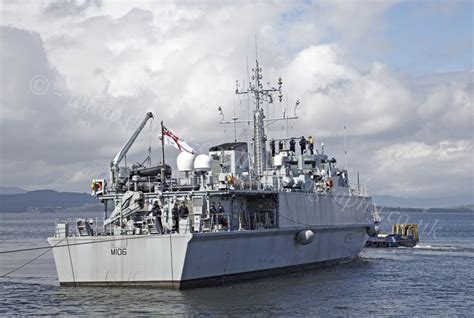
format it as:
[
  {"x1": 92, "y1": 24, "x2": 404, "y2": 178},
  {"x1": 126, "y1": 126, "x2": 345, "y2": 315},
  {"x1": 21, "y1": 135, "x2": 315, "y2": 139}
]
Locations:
[{"x1": 109, "y1": 112, "x2": 154, "y2": 189}]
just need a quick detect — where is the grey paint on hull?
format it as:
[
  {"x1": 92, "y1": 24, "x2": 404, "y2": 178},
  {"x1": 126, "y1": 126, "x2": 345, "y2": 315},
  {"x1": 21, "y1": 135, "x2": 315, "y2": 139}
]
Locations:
[
  {"x1": 59, "y1": 256, "x2": 355, "y2": 289},
  {"x1": 48, "y1": 226, "x2": 368, "y2": 288},
  {"x1": 48, "y1": 192, "x2": 372, "y2": 288}
]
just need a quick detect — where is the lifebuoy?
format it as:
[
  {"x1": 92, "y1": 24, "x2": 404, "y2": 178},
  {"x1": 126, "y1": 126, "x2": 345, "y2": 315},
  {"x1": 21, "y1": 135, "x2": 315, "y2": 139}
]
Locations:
[{"x1": 91, "y1": 180, "x2": 103, "y2": 193}]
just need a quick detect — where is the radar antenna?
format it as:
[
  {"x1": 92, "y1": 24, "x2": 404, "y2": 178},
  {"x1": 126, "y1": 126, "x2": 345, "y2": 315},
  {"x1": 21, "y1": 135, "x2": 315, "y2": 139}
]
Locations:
[
  {"x1": 220, "y1": 42, "x2": 300, "y2": 178},
  {"x1": 232, "y1": 60, "x2": 297, "y2": 177}
]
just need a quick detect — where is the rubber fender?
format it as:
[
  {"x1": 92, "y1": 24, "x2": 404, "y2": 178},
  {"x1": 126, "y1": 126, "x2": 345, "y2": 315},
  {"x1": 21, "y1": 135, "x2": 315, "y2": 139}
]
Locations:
[
  {"x1": 367, "y1": 226, "x2": 378, "y2": 236},
  {"x1": 296, "y1": 230, "x2": 314, "y2": 245}
]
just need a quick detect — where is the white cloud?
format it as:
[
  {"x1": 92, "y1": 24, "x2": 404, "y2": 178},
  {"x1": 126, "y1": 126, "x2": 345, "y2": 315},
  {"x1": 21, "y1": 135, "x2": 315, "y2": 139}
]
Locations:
[
  {"x1": 372, "y1": 140, "x2": 473, "y2": 197},
  {"x1": 281, "y1": 45, "x2": 414, "y2": 137},
  {"x1": 0, "y1": 1, "x2": 472, "y2": 203},
  {"x1": 417, "y1": 73, "x2": 473, "y2": 140}
]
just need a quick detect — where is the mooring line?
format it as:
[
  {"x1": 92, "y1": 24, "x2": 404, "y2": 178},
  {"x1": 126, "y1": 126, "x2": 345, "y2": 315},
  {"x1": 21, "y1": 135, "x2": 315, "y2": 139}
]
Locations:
[{"x1": 0, "y1": 237, "x2": 66, "y2": 278}]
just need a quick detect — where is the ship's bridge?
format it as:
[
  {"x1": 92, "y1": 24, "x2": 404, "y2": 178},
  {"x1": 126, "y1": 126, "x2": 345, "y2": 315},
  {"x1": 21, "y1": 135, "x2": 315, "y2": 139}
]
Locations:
[{"x1": 208, "y1": 142, "x2": 250, "y2": 178}]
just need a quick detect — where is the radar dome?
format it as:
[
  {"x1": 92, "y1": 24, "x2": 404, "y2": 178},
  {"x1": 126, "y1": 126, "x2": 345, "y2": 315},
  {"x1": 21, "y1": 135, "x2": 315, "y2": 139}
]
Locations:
[
  {"x1": 177, "y1": 152, "x2": 195, "y2": 172},
  {"x1": 194, "y1": 154, "x2": 211, "y2": 171}
]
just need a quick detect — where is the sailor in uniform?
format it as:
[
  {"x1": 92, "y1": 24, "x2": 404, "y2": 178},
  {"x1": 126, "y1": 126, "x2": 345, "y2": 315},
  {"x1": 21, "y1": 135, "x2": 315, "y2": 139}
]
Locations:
[
  {"x1": 308, "y1": 136, "x2": 314, "y2": 155},
  {"x1": 210, "y1": 202, "x2": 218, "y2": 227},
  {"x1": 270, "y1": 139, "x2": 276, "y2": 157},
  {"x1": 177, "y1": 202, "x2": 190, "y2": 233},
  {"x1": 289, "y1": 138, "x2": 296, "y2": 153},
  {"x1": 299, "y1": 136, "x2": 307, "y2": 154},
  {"x1": 151, "y1": 201, "x2": 163, "y2": 234},
  {"x1": 217, "y1": 202, "x2": 227, "y2": 228},
  {"x1": 179, "y1": 202, "x2": 189, "y2": 219},
  {"x1": 172, "y1": 202, "x2": 179, "y2": 233}
]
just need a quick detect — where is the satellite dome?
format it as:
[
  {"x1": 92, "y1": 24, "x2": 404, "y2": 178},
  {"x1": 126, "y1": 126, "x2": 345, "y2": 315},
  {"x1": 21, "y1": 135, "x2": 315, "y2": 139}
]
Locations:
[
  {"x1": 177, "y1": 152, "x2": 195, "y2": 172},
  {"x1": 194, "y1": 154, "x2": 211, "y2": 171}
]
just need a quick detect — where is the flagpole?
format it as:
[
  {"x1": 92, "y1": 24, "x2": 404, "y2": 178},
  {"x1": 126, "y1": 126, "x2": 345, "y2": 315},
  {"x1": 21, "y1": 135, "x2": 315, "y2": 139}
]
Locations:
[
  {"x1": 161, "y1": 121, "x2": 165, "y2": 191},
  {"x1": 161, "y1": 121, "x2": 165, "y2": 166}
]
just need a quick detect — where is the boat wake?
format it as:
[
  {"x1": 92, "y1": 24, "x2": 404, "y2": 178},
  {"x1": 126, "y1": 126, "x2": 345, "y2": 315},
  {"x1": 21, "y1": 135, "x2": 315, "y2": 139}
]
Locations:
[{"x1": 413, "y1": 244, "x2": 474, "y2": 254}]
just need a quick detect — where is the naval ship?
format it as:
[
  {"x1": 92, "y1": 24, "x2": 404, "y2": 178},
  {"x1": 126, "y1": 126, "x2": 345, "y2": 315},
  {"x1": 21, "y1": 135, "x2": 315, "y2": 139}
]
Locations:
[{"x1": 48, "y1": 60, "x2": 374, "y2": 288}]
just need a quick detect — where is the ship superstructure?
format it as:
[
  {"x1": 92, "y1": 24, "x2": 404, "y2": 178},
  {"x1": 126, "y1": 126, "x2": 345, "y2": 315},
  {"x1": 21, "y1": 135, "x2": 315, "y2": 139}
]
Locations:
[{"x1": 48, "y1": 59, "x2": 374, "y2": 288}]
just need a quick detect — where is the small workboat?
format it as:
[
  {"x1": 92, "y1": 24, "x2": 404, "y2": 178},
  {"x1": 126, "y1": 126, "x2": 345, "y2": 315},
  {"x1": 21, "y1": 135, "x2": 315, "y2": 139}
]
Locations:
[{"x1": 366, "y1": 224, "x2": 419, "y2": 248}]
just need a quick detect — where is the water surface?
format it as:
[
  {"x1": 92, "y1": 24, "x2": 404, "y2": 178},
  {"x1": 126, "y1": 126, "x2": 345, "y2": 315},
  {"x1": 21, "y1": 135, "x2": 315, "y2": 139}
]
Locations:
[{"x1": 1, "y1": 211, "x2": 473, "y2": 316}]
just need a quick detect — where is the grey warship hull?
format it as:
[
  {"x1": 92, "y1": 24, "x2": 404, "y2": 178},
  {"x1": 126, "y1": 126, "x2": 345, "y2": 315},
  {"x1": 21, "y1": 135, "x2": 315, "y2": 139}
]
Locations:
[{"x1": 48, "y1": 192, "x2": 371, "y2": 288}]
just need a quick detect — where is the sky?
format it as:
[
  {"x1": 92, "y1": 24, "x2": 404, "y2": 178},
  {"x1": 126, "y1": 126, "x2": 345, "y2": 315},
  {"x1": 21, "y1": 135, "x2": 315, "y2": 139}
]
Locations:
[{"x1": 0, "y1": 0, "x2": 472, "y2": 207}]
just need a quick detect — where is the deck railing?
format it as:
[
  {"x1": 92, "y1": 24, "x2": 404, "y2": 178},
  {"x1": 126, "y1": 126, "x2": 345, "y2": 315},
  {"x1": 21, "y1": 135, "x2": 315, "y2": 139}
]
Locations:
[{"x1": 349, "y1": 183, "x2": 369, "y2": 197}]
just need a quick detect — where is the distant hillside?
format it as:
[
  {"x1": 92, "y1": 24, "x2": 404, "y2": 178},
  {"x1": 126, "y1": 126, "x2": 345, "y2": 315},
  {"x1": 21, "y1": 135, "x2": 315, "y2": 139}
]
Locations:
[
  {"x1": 0, "y1": 186, "x2": 27, "y2": 195},
  {"x1": 373, "y1": 195, "x2": 473, "y2": 209},
  {"x1": 0, "y1": 190, "x2": 100, "y2": 213},
  {"x1": 1, "y1": 188, "x2": 471, "y2": 214},
  {"x1": 449, "y1": 204, "x2": 474, "y2": 211},
  {"x1": 376, "y1": 205, "x2": 474, "y2": 214}
]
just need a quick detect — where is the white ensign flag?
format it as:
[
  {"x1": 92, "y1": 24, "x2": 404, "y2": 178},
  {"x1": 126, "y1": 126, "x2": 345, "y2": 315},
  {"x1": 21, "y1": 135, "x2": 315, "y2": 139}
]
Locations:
[{"x1": 162, "y1": 126, "x2": 195, "y2": 154}]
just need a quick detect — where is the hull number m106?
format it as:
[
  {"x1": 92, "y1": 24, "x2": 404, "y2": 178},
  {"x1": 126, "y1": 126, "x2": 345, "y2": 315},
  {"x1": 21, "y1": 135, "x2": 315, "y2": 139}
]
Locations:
[{"x1": 111, "y1": 248, "x2": 127, "y2": 256}]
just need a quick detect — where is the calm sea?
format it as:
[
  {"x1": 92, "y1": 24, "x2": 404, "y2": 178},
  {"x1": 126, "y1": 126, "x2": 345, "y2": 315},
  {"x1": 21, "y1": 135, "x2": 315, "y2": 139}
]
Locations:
[{"x1": 1, "y1": 211, "x2": 473, "y2": 316}]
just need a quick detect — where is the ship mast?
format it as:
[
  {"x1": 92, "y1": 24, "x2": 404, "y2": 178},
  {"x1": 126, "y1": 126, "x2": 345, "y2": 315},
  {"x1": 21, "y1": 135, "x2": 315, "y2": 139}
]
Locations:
[{"x1": 236, "y1": 60, "x2": 282, "y2": 178}]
